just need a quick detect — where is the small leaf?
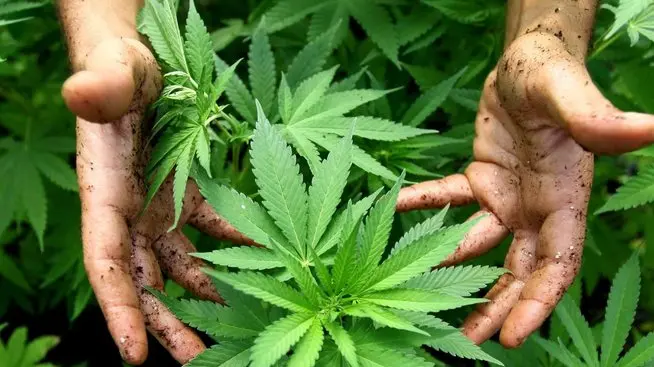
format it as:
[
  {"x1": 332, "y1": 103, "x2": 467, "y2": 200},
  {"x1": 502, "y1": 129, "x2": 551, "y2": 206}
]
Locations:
[
  {"x1": 324, "y1": 321, "x2": 359, "y2": 367},
  {"x1": 307, "y1": 130, "x2": 352, "y2": 248},
  {"x1": 293, "y1": 116, "x2": 432, "y2": 141},
  {"x1": 555, "y1": 294, "x2": 599, "y2": 367},
  {"x1": 287, "y1": 318, "x2": 324, "y2": 367},
  {"x1": 601, "y1": 253, "x2": 641, "y2": 367},
  {"x1": 138, "y1": 0, "x2": 188, "y2": 72},
  {"x1": 595, "y1": 164, "x2": 654, "y2": 214},
  {"x1": 249, "y1": 23, "x2": 277, "y2": 116},
  {"x1": 343, "y1": 302, "x2": 429, "y2": 336},
  {"x1": 533, "y1": 335, "x2": 585, "y2": 367},
  {"x1": 616, "y1": 332, "x2": 654, "y2": 367},
  {"x1": 290, "y1": 67, "x2": 339, "y2": 124},
  {"x1": 286, "y1": 24, "x2": 338, "y2": 88},
  {"x1": 402, "y1": 68, "x2": 466, "y2": 127},
  {"x1": 278, "y1": 73, "x2": 293, "y2": 124},
  {"x1": 357, "y1": 345, "x2": 433, "y2": 367},
  {"x1": 402, "y1": 265, "x2": 507, "y2": 297},
  {"x1": 187, "y1": 341, "x2": 251, "y2": 367},
  {"x1": 345, "y1": 0, "x2": 399, "y2": 65},
  {"x1": 360, "y1": 289, "x2": 486, "y2": 312},
  {"x1": 184, "y1": 0, "x2": 214, "y2": 83},
  {"x1": 33, "y1": 152, "x2": 78, "y2": 191},
  {"x1": 215, "y1": 55, "x2": 256, "y2": 123},
  {"x1": 192, "y1": 247, "x2": 283, "y2": 270},
  {"x1": 205, "y1": 270, "x2": 314, "y2": 313},
  {"x1": 250, "y1": 313, "x2": 315, "y2": 367}
]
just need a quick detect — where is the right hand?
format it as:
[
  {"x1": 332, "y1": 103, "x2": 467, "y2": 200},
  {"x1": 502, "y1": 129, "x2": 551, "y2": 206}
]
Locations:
[{"x1": 62, "y1": 37, "x2": 252, "y2": 365}]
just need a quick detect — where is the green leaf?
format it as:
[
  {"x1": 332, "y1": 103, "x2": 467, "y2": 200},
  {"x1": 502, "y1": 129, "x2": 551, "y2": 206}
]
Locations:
[
  {"x1": 187, "y1": 341, "x2": 251, "y2": 367},
  {"x1": 270, "y1": 240, "x2": 324, "y2": 306},
  {"x1": 250, "y1": 313, "x2": 315, "y2": 367},
  {"x1": 306, "y1": 131, "x2": 352, "y2": 248},
  {"x1": 324, "y1": 321, "x2": 359, "y2": 367},
  {"x1": 299, "y1": 89, "x2": 394, "y2": 124},
  {"x1": 316, "y1": 189, "x2": 381, "y2": 255},
  {"x1": 533, "y1": 335, "x2": 584, "y2": 367},
  {"x1": 184, "y1": 0, "x2": 214, "y2": 83},
  {"x1": 368, "y1": 220, "x2": 478, "y2": 291},
  {"x1": 603, "y1": 0, "x2": 652, "y2": 39},
  {"x1": 332, "y1": 204, "x2": 359, "y2": 291},
  {"x1": 170, "y1": 137, "x2": 195, "y2": 230},
  {"x1": 262, "y1": 0, "x2": 327, "y2": 33},
  {"x1": 601, "y1": 253, "x2": 641, "y2": 367},
  {"x1": 32, "y1": 152, "x2": 77, "y2": 191},
  {"x1": 150, "y1": 289, "x2": 263, "y2": 339},
  {"x1": 304, "y1": 132, "x2": 397, "y2": 180},
  {"x1": 595, "y1": 164, "x2": 654, "y2": 214},
  {"x1": 192, "y1": 247, "x2": 283, "y2": 270},
  {"x1": 250, "y1": 102, "x2": 309, "y2": 256},
  {"x1": 426, "y1": 328, "x2": 503, "y2": 365},
  {"x1": 616, "y1": 332, "x2": 654, "y2": 367},
  {"x1": 194, "y1": 177, "x2": 287, "y2": 249},
  {"x1": 249, "y1": 24, "x2": 276, "y2": 116},
  {"x1": 215, "y1": 55, "x2": 256, "y2": 123},
  {"x1": 345, "y1": 0, "x2": 399, "y2": 65},
  {"x1": 391, "y1": 206, "x2": 449, "y2": 255},
  {"x1": 278, "y1": 73, "x2": 293, "y2": 124},
  {"x1": 0, "y1": 251, "x2": 31, "y2": 292},
  {"x1": 360, "y1": 289, "x2": 486, "y2": 312},
  {"x1": 307, "y1": 2, "x2": 348, "y2": 43},
  {"x1": 138, "y1": 0, "x2": 187, "y2": 72},
  {"x1": 289, "y1": 67, "x2": 339, "y2": 124},
  {"x1": 287, "y1": 318, "x2": 324, "y2": 367},
  {"x1": 21, "y1": 335, "x2": 60, "y2": 366},
  {"x1": 343, "y1": 302, "x2": 429, "y2": 336},
  {"x1": 402, "y1": 265, "x2": 507, "y2": 297},
  {"x1": 19, "y1": 159, "x2": 46, "y2": 249},
  {"x1": 286, "y1": 25, "x2": 338, "y2": 88},
  {"x1": 283, "y1": 126, "x2": 322, "y2": 174},
  {"x1": 402, "y1": 68, "x2": 466, "y2": 127},
  {"x1": 350, "y1": 172, "x2": 405, "y2": 291},
  {"x1": 205, "y1": 270, "x2": 314, "y2": 312},
  {"x1": 293, "y1": 116, "x2": 432, "y2": 141},
  {"x1": 356, "y1": 345, "x2": 432, "y2": 367},
  {"x1": 554, "y1": 294, "x2": 599, "y2": 367}
]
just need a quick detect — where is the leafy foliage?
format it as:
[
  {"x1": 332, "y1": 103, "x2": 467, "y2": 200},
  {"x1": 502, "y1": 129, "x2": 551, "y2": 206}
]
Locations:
[
  {"x1": 157, "y1": 106, "x2": 504, "y2": 366},
  {"x1": 0, "y1": 324, "x2": 59, "y2": 367}
]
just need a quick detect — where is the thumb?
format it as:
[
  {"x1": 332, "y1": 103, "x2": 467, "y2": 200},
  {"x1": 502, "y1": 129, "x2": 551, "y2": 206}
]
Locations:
[
  {"x1": 62, "y1": 38, "x2": 161, "y2": 123},
  {"x1": 539, "y1": 58, "x2": 654, "y2": 155}
]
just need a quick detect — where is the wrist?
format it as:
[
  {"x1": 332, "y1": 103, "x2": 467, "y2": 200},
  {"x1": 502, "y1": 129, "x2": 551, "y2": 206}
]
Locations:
[{"x1": 504, "y1": 0, "x2": 598, "y2": 60}]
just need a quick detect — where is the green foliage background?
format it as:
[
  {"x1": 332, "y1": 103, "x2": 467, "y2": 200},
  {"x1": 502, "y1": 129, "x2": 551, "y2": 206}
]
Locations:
[{"x1": 0, "y1": 0, "x2": 653, "y2": 366}]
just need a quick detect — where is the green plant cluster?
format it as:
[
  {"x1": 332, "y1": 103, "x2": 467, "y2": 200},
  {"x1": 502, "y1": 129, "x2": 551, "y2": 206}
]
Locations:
[{"x1": 0, "y1": 0, "x2": 653, "y2": 366}]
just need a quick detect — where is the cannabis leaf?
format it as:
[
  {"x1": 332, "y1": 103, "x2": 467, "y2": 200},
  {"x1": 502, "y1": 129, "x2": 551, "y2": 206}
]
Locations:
[
  {"x1": 595, "y1": 164, "x2": 654, "y2": 214},
  {"x1": 186, "y1": 341, "x2": 251, "y2": 367},
  {"x1": 0, "y1": 134, "x2": 76, "y2": 250},
  {"x1": 139, "y1": 0, "x2": 239, "y2": 229},
  {"x1": 603, "y1": 0, "x2": 654, "y2": 44},
  {"x1": 158, "y1": 105, "x2": 502, "y2": 367},
  {"x1": 0, "y1": 325, "x2": 59, "y2": 366},
  {"x1": 530, "y1": 253, "x2": 654, "y2": 367},
  {"x1": 0, "y1": 0, "x2": 46, "y2": 27}
]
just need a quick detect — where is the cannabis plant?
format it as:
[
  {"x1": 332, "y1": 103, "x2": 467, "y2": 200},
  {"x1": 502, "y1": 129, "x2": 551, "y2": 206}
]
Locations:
[
  {"x1": 151, "y1": 103, "x2": 506, "y2": 366},
  {"x1": 483, "y1": 253, "x2": 654, "y2": 367},
  {"x1": 138, "y1": 0, "x2": 448, "y2": 224}
]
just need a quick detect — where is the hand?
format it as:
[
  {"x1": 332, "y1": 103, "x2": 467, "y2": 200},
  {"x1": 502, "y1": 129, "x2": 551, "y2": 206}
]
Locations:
[
  {"x1": 396, "y1": 31, "x2": 654, "y2": 348},
  {"x1": 62, "y1": 38, "x2": 252, "y2": 365}
]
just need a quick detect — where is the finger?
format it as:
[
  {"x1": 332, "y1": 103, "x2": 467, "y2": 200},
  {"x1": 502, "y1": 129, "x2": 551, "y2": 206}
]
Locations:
[
  {"x1": 153, "y1": 230, "x2": 224, "y2": 303},
  {"x1": 536, "y1": 40, "x2": 654, "y2": 154},
  {"x1": 187, "y1": 200, "x2": 258, "y2": 246},
  {"x1": 132, "y1": 233, "x2": 206, "y2": 365},
  {"x1": 439, "y1": 210, "x2": 509, "y2": 267},
  {"x1": 500, "y1": 209, "x2": 584, "y2": 348},
  {"x1": 396, "y1": 174, "x2": 475, "y2": 212},
  {"x1": 62, "y1": 38, "x2": 160, "y2": 123},
  {"x1": 462, "y1": 232, "x2": 538, "y2": 344},
  {"x1": 82, "y1": 205, "x2": 147, "y2": 365}
]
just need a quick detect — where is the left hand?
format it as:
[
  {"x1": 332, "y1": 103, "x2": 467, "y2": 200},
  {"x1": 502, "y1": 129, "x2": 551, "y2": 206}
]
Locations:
[{"x1": 396, "y1": 31, "x2": 654, "y2": 348}]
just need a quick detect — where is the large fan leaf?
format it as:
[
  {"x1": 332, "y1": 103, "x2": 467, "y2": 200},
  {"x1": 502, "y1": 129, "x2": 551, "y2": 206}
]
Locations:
[
  {"x1": 596, "y1": 164, "x2": 654, "y2": 214},
  {"x1": 360, "y1": 289, "x2": 485, "y2": 312},
  {"x1": 402, "y1": 265, "x2": 507, "y2": 297}
]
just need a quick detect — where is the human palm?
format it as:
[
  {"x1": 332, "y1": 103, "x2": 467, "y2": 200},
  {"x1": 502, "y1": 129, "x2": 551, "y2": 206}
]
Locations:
[
  {"x1": 63, "y1": 38, "x2": 250, "y2": 364},
  {"x1": 397, "y1": 32, "x2": 654, "y2": 348}
]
